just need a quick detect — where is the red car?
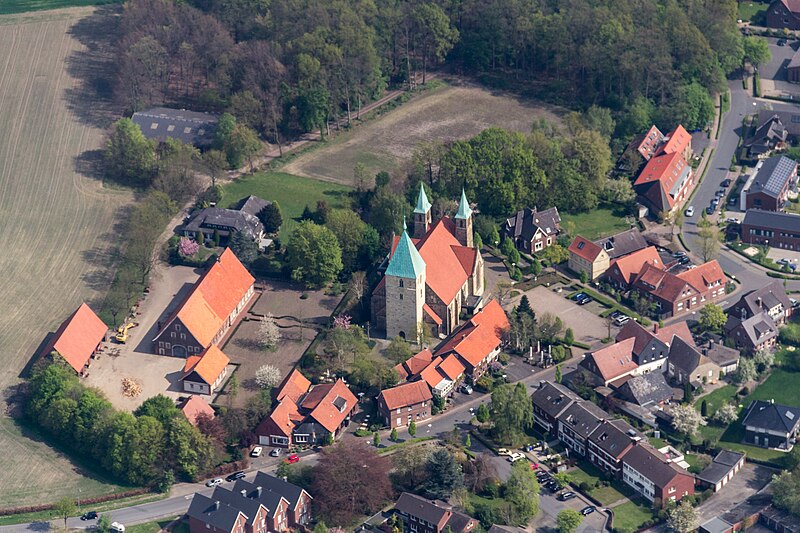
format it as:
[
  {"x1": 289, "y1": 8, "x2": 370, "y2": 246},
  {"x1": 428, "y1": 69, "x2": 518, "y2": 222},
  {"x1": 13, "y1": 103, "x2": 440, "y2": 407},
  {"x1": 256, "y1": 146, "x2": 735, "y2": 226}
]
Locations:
[
  {"x1": 529, "y1": 462, "x2": 539, "y2": 470},
  {"x1": 285, "y1": 454, "x2": 300, "y2": 464}
]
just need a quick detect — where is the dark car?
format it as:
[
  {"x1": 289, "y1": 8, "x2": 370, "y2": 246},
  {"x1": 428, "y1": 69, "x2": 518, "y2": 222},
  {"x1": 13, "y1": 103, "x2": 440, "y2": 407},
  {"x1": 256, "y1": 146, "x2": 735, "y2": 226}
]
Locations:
[
  {"x1": 577, "y1": 295, "x2": 592, "y2": 305},
  {"x1": 706, "y1": 206, "x2": 714, "y2": 215},
  {"x1": 80, "y1": 511, "x2": 98, "y2": 521},
  {"x1": 779, "y1": 38, "x2": 788, "y2": 46},
  {"x1": 581, "y1": 506, "x2": 596, "y2": 516},
  {"x1": 572, "y1": 292, "x2": 587, "y2": 302},
  {"x1": 226, "y1": 471, "x2": 246, "y2": 482},
  {"x1": 679, "y1": 256, "x2": 691, "y2": 265},
  {"x1": 721, "y1": 178, "x2": 732, "y2": 187}
]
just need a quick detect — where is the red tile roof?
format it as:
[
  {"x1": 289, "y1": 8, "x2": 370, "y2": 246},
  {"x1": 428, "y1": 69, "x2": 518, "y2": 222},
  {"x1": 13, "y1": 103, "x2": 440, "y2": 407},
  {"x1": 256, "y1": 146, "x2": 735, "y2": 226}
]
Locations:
[
  {"x1": 632, "y1": 262, "x2": 688, "y2": 302},
  {"x1": 276, "y1": 369, "x2": 311, "y2": 404},
  {"x1": 395, "y1": 348, "x2": 436, "y2": 381},
  {"x1": 435, "y1": 299, "x2": 509, "y2": 368},
  {"x1": 45, "y1": 303, "x2": 108, "y2": 374},
  {"x1": 636, "y1": 125, "x2": 665, "y2": 160},
  {"x1": 568, "y1": 236, "x2": 604, "y2": 262},
  {"x1": 617, "y1": 319, "x2": 696, "y2": 355},
  {"x1": 658, "y1": 125, "x2": 691, "y2": 157},
  {"x1": 677, "y1": 261, "x2": 726, "y2": 293},
  {"x1": 585, "y1": 337, "x2": 638, "y2": 382},
  {"x1": 180, "y1": 395, "x2": 215, "y2": 426},
  {"x1": 423, "y1": 304, "x2": 443, "y2": 325},
  {"x1": 437, "y1": 354, "x2": 465, "y2": 381},
  {"x1": 416, "y1": 219, "x2": 474, "y2": 303},
  {"x1": 656, "y1": 321, "x2": 696, "y2": 348},
  {"x1": 268, "y1": 398, "x2": 305, "y2": 438},
  {"x1": 306, "y1": 379, "x2": 358, "y2": 434},
  {"x1": 609, "y1": 246, "x2": 662, "y2": 285},
  {"x1": 182, "y1": 345, "x2": 230, "y2": 385},
  {"x1": 634, "y1": 152, "x2": 689, "y2": 211},
  {"x1": 419, "y1": 357, "x2": 446, "y2": 389},
  {"x1": 159, "y1": 248, "x2": 254, "y2": 347},
  {"x1": 379, "y1": 381, "x2": 432, "y2": 411}
]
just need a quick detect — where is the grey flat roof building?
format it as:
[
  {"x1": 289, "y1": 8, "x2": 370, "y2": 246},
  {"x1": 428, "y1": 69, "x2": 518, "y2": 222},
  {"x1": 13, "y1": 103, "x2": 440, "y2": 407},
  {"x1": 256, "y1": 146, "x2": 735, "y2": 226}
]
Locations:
[{"x1": 132, "y1": 107, "x2": 218, "y2": 148}]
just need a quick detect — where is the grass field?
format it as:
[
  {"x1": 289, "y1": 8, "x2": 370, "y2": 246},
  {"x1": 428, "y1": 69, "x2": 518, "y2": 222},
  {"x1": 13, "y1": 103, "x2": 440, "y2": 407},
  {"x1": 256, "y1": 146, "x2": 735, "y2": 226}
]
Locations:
[
  {"x1": 738, "y1": 1, "x2": 768, "y2": 24},
  {"x1": 612, "y1": 501, "x2": 655, "y2": 532},
  {"x1": 220, "y1": 171, "x2": 352, "y2": 237},
  {"x1": 282, "y1": 80, "x2": 564, "y2": 186},
  {"x1": 0, "y1": 6, "x2": 131, "y2": 507},
  {"x1": 0, "y1": 0, "x2": 119, "y2": 15},
  {"x1": 126, "y1": 519, "x2": 187, "y2": 533},
  {"x1": 560, "y1": 203, "x2": 634, "y2": 240}
]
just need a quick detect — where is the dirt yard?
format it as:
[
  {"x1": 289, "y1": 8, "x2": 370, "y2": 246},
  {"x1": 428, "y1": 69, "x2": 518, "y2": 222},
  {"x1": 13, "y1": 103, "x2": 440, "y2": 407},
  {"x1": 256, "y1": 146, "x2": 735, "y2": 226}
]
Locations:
[
  {"x1": 282, "y1": 80, "x2": 564, "y2": 185},
  {"x1": 0, "y1": 6, "x2": 133, "y2": 507}
]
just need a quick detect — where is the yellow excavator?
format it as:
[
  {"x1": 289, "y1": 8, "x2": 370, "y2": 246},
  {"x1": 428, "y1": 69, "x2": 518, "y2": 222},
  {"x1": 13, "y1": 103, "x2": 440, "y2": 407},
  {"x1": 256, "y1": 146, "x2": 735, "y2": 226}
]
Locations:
[{"x1": 115, "y1": 322, "x2": 138, "y2": 343}]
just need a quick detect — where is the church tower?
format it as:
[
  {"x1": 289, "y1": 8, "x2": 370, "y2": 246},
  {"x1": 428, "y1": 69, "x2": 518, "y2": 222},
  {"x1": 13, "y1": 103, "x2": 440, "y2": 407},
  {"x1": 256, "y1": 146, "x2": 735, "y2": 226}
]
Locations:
[
  {"x1": 384, "y1": 220, "x2": 427, "y2": 342},
  {"x1": 413, "y1": 183, "x2": 432, "y2": 238},
  {"x1": 454, "y1": 188, "x2": 474, "y2": 248}
]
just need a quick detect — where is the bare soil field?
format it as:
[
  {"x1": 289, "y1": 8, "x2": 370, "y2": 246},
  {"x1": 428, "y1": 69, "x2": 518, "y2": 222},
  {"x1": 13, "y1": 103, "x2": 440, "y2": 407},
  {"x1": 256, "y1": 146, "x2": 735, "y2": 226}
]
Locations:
[
  {"x1": 282, "y1": 80, "x2": 564, "y2": 185},
  {"x1": 0, "y1": 6, "x2": 131, "y2": 506}
]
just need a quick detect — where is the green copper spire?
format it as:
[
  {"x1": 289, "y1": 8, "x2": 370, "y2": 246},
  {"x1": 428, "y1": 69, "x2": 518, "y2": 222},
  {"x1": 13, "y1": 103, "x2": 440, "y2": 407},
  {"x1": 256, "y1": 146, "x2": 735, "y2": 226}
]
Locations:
[
  {"x1": 455, "y1": 188, "x2": 473, "y2": 220},
  {"x1": 386, "y1": 227, "x2": 425, "y2": 279},
  {"x1": 413, "y1": 183, "x2": 432, "y2": 214}
]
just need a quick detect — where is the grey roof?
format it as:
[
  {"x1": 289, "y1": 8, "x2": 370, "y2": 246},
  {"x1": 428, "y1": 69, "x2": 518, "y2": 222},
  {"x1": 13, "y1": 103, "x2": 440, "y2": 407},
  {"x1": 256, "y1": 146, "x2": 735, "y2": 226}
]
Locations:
[
  {"x1": 791, "y1": 48, "x2": 800, "y2": 70},
  {"x1": 622, "y1": 443, "x2": 685, "y2": 488},
  {"x1": 667, "y1": 336, "x2": 703, "y2": 373},
  {"x1": 558, "y1": 401, "x2": 606, "y2": 438},
  {"x1": 504, "y1": 207, "x2": 561, "y2": 242},
  {"x1": 187, "y1": 493, "x2": 245, "y2": 531},
  {"x1": 704, "y1": 342, "x2": 740, "y2": 368},
  {"x1": 726, "y1": 312, "x2": 778, "y2": 347},
  {"x1": 757, "y1": 109, "x2": 800, "y2": 137},
  {"x1": 749, "y1": 155, "x2": 797, "y2": 199},
  {"x1": 745, "y1": 114, "x2": 788, "y2": 149},
  {"x1": 395, "y1": 492, "x2": 450, "y2": 526},
  {"x1": 253, "y1": 471, "x2": 308, "y2": 508},
  {"x1": 742, "y1": 208, "x2": 800, "y2": 233},
  {"x1": 445, "y1": 510, "x2": 476, "y2": 533},
  {"x1": 231, "y1": 479, "x2": 286, "y2": 519},
  {"x1": 131, "y1": 107, "x2": 218, "y2": 147},
  {"x1": 743, "y1": 399, "x2": 800, "y2": 434},
  {"x1": 696, "y1": 451, "x2": 744, "y2": 485},
  {"x1": 184, "y1": 207, "x2": 264, "y2": 239},
  {"x1": 236, "y1": 195, "x2": 271, "y2": 217},
  {"x1": 211, "y1": 485, "x2": 264, "y2": 524},
  {"x1": 531, "y1": 381, "x2": 579, "y2": 420},
  {"x1": 700, "y1": 517, "x2": 735, "y2": 533},
  {"x1": 713, "y1": 450, "x2": 745, "y2": 467},
  {"x1": 737, "y1": 282, "x2": 792, "y2": 318},
  {"x1": 594, "y1": 228, "x2": 648, "y2": 259},
  {"x1": 588, "y1": 419, "x2": 637, "y2": 459},
  {"x1": 618, "y1": 372, "x2": 673, "y2": 406}
]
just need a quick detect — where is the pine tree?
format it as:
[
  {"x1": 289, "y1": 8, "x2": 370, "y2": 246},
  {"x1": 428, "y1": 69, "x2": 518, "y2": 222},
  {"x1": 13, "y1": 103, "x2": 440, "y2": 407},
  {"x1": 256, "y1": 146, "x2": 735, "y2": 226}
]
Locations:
[
  {"x1": 517, "y1": 295, "x2": 533, "y2": 317},
  {"x1": 408, "y1": 420, "x2": 417, "y2": 437},
  {"x1": 555, "y1": 364, "x2": 563, "y2": 384}
]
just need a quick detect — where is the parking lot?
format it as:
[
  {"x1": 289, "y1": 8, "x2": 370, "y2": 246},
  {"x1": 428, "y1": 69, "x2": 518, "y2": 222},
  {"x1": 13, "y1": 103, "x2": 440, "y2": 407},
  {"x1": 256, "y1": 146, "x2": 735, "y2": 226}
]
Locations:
[
  {"x1": 756, "y1": 37, "x2": 800, "y2": 99},
  {"x1": 695, "y1": 463, "x2": 775, "y2": 524}
]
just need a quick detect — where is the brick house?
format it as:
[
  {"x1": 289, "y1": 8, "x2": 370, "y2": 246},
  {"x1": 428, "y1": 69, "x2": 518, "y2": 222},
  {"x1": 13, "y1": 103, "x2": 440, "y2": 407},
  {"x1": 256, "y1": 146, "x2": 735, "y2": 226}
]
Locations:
[
  {"x1": 181, "y1": 344, "x2": 230, "y2": 396},
  {"x1": 378, "y1": 381, "x2": 433, "y2": 429},
  {"x1": 767, "y1": 0, "x2": 800, "y2": 30},
  {"x1": 629, "y1": 260, "x2": 727, "y2": 318},
  {"x1": 741, "y1": 209, "x2": 800, "y2": 250},
  {"x1": 724, "y1": 312, "x2": 779, "y2": 354},
  {"x1": 740, "y1": 156, "x2": 797, "y2": 211},
  {"x1": 587, "y1": 419, "x2": 638, "y2": 477},
  {"x1": 578, "y1": 338, "x2": 639, "y2": 387},
  {"x1": 568, "y1": 236, "x2": 610, "y2": 280},
  {"x1": 179, "y1": 395, "x2": 215, "y2": 427},
  {"x1": 253, "y1": 472, "x2": 313, "y2": 528},
  {"x1": 729, "y1": 281, "x2": 793, "y2": 326},
  {"x1": 742, "y1": 400, "x2": 800, "y2": 450},
  {"x1": 503, "y1": 206, "x2": 561, "y2": 254},
  {"x1": 605, "y1": 246, "x2": 663, "y2": 290},
  {"x1": 187, "y1": 493, "x2": 248, "y2": 533},
  {"x1": 621, "y1": 442, "x2": 695, "y2": 508},
  {"x1": 393, "y1": 348, "x2": 465, "y2": 399},
  {"x1": 531, "y1": 381, "x2": 579, "y2": 435},
  {"x1": 666, "y1": 337, "x2": 721, "y2": 386},
  {"x1": 615, "y1": 320, "x2": 695, "y2": 373},
  {"x1": 393, "y1": 492, "x2": 478, "y2": 533},
  {"x1": 183, "y1": 195, "x2": 270, "y2": 246},
  {"x1": 40, "y1": 302, "x2": 108, "y2": 376},
  {"x1": 153, "y1": 248, "x2": 255, "y2": 357},
  {"x1": 557, "y1": 401, "x2": 606, "y2": 457}
]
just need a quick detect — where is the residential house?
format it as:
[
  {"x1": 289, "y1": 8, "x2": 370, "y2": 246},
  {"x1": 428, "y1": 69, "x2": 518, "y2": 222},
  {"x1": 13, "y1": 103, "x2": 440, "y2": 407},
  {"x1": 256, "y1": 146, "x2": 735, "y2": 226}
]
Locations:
[
  {"x1": 255, "y1": 370, "x2": 357, "y2": 447},
  {"x1": 212, "y1": 483, "x2": 283, "y2": 533},
  {"x1": 741, "y1": 209, "x2": 800, "y2": 250},
  {"x1": 183, "y1": 196, "x2": 270, "y2": 246},
  {"x1": 587, "y1": 419, "x2": 638, "y2": 477},
  {"x1": 742, "y1": 399, "x2": 800, "y2": 450},
  {"x1": 393, "y1": 492, "x2": 479, "y2": 533},
  {"x1": 531, "y1": 381, "x2": 579, "y2": 435},
  {"x1": 40, "y1": 302, "x2": 107, "y2": 375},
  {"x1": 594, "y1": 228, "x2": 649, "y2": 260},
  {"x1": 630, "y1": 260, "x2": 727, "y2": 318},
  {"x1": 395, "y1": 348, "x2": 436, "y2": 381},
  {"x1": 703, "y1": 341, "x2": 741, "y2": 375},
  {"x1": 729, "y1": 281, "x2": 793, "y2": 325},
  {"x1": 371, "y1": 187, "x2": 484, "y2": 339},
  {"x1": 181, "y1": 344, "x2": 230, "y2": 396},
  {"x1": 724, "y1": 312, "x2": 779, "y2": 354},
  {"x1": 617, "y1": 372, "x2": 673, "y2": 407},
  {"x1": 744, "y1": 114, "x2": 789, "y2": 159},
  {"x1": 433, "y1": 299, "x2": 509, "y2": 380},
  {"x1": 767, "y1": 0, "x2": 800, "y2": 30},
  {"x1": 631, "y1": 125, "x2": 667, "y2": 162},
  {"x1": 634, "y1": 151, "x2": 694, "y2": 216},
  {"x1": 393, "y1": 348, "x2": 465, "y2": 398},
  {"x1": 616, "y1": 320, "x2": 695, "y2": 373},
  {"x1": 179, "y1": 395, "x2": 215, "y2": 427},
  {"x1": 187, "y1": 493, "x2": 248, "y2": 533},
  {"x1": 579, "y1": 338, "x2": 638, "y2": 387},
  {"x1": 568, "y1": 236, "x2": 610, "y2": 280},
  {"x1": 377, "y1": 381, "x2": 433, "y2": 429},
  {"x1": 696, "y1": 451, "x2": 746, "y2": 493},
  {"x1": 757, "y1": 109, "x2": 800, "y2": 140},
  {"x1": 253, "y1": 471, "x2": 313, "y2": 527},
  {"x1": 666, "y1": 336, "x2": 721, "y2": 386},
  {"x1": 503, "y1": 206, "x2": 561, "y2": 254},
  {"x1": 557, "y1": 401, "x2": 607, "y2": 457},
  {"x1": 605, "y1": 246, "x2": 663, "y2": 290},
  {"x1": 621, "y1": 442, "x2": 695, "y2": 507},
  {"x1": 153, "y1": 248, "x2": 255, "y2": 357},
  {"x1": 132, "y1": 107, "x2": 218, "y2": 149},
  {"x1": 740, "y1": 156, "x2": 798, "y2": 211}
]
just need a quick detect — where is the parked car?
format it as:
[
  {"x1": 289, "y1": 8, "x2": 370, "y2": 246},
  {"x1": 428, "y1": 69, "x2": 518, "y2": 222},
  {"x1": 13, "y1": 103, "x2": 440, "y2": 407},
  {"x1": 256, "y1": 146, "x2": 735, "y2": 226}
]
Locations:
[
  {"x1": 461, "y1": 383, "x2": 473, "y2": 395},
  {"x1": 558, "y1": 491, "x2": 577, "y2": 501},
  {"x1": 206, "y1": 478, "x2": 223, "y2": 487},
  {"x1": 716, "y1": 189, "x2": 726, "y2": 198},
  {"x1": 110, "y1": 523, "x2": 126, "y2": 533},
  {"x1": 581, "y1": 506, "x2": 596, "y2": 516},
  {"x1": 673, "y1": 251, "x2": 687, "y2": 258},
  {"x1": 226, "y1": 471, "x2": 246, "y2": 482},
  {"x1": 679, "y1": 256, "x2": 691, "y2": 265},
  {"x1": 684, "y1": 206, "x2": 694, "y2": 217},
  {"x1": 706, "y1": 206, "x2": 714, "y2": 215},
  {"x1": 572, "y1": 292, "x2": 587, "y2": 302},
  {"x1": 726, "y1": 217, "x2": 739, "y2": 224},
  {"x1": 577, "y1": 295, "x2": 592, "y2": 305},
  {"x1": 80, "y1": 511, "x2": 98, "y2": 521},
  {"x1": 250, "y1": 446, "x2": 263, "y2": 458},
  {"x1": 779, "y1": 38, "x2": 788, "y2": 46},
  {"x1": 497, "y1": 448, "x2": 511, "y2": 456},
  {"x1": 285, "y1": 454, "x2": 300, "y2": 464},
  {"x1": 729, "y1": 196, "x2": 737, "y2": 206},
  {"x1": 529, "y1": 462, "x2": 539, "y2": 470},
  {"x1": 722, "y1": 178, "x2": 732, "y2": 187},
  {"x1": 546, "y1": 481, "x2": 559, "y2": 492},
  {"x1": 613, "y1": 315, "x2": 631, "y2": 326},
  {"x1": 270, "y1": 448, "x2": 282, "y2": 457},
  {"x1": 507, "y1": 452, "x2": 525, "y2": 462}
]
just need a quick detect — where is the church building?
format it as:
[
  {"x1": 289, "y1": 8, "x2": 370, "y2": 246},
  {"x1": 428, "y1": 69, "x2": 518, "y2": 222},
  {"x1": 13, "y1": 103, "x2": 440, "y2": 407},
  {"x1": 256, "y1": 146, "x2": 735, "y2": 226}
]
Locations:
[{"x1": 370, "y1": 185, "x2": 485, "y2": 341}]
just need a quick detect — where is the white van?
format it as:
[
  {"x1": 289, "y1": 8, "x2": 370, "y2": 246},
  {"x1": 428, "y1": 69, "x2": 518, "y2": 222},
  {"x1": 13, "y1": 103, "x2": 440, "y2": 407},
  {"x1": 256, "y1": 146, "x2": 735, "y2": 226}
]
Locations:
[{"x1": 111, "y1": 522, "x2": 126, "y2": 532}]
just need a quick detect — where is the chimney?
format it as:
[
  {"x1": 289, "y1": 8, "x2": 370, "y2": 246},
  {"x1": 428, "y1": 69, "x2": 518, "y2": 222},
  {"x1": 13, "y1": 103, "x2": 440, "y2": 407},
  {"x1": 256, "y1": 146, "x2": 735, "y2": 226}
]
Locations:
[
  {"x1": 757, "y1": 297, "x2": 763, "y2": 310},
  {"x1": 214, "y1": 500, "x2": 220, "y2": 511},
  {"x1": 653, "y1": 322, "x2": 659, "y2": 334},
  {"x1": 257, "y1": 486, "x2": 263, "y2": 497},
  {"x1": 241, "y1": 490, "x2": 247, "y2": 497}
]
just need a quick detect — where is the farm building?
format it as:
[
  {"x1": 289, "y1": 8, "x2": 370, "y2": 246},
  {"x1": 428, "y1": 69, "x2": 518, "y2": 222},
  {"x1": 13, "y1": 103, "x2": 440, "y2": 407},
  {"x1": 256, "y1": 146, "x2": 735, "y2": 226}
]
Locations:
[
  {"x1": 180, "y1": 345, "x2": 230, "y2": 396},
  {"x1": 40, "y1": 303, "x2": 107, "y2": 375},
  {"x1": 131, "y1": 107, "x2": 218, "y2": 148}
]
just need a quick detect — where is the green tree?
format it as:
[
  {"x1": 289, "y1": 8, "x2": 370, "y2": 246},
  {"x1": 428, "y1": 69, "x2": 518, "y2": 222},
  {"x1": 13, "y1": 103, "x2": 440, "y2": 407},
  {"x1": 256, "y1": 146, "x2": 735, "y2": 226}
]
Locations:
[
  {"x1": 699, "y1": 303, "x2": 726, "y2": 334},
  {"x1": 422, "y1": 448, "x2": 464, "y2": 499},
  {"x1": 373, "y1": 431, "x2": 381, "y2": 447},
  {"x1": 54, "y1": 497, "x2": 76, "y2": 531},
  {"x1": 517, "y1": 295, "x2": 533, "y2": 317},
  {"x1": 391, "y1": 428, "x2": 399, "y2": 442},
  {"x1": 134, "y1": 394, "x2": 179, "y2": 425},
  {"x1": 384, "y1": 337, "x2": 414, "y2": 363},
  {"x1": 465, "y1": 433, "x2": 471, "y2": 448},
  {"x1": 476, "y1": 403, "x2": 490, "y2": 423},
  {"x1": 225, "y1": 123, "x2": 262, "y2": 170},
  {"x1": 555, "y1": 364, "x2": 563, "y2": 384},
  {"x1": 408, "y1": 420, "x2": 417, "y2": 437},
  {"x1": 744, "y1": 36, "x2": 771, "y2": 68},
  {"x1": 325, "y1": 209, "x2": 372, "y2": 274},
  {"x1": 104, "y1": 118, "x2": 155, "y2": 188},
  {"x1": 564, "y1": 328, "x2": 574, "y2": 346},
  {"x1": 412, "y1": 2, "x2": 459, "y2": 84},
  {"x1": 490, "y1": 382, "x2": 533, "y2": 445},
  {"x1": 215, "y1": 112, "x2": 236, "y2": 151},
  {"x1": 287, "y1": 221, "x2": 343, "y2": 288},
  {"x1": 675, "y1": 81, "x2": 715, "y2": 131},
  {"x1": 773, "y1": 470, "x2": 800, "y2": 515},
  {"x1": 505, "y1": 460, "x2": 540, "y2": 523},
  {"x1": 701, "y1": 399, "x2": 708, "y2": 417},
  {"x1": 257, "y1": 202, "x2": 283, "y2": 234},
  {"x1": 697, "y1": 216, "x2": 721, "y2": 262},
  {"x1": 229, "y1": 230, "x2": 259, "y2": 265},
  {"x1": 557, "y1": 509, "x2": 583, "y2": 533},
  {"x1": 368, "y1": 189, "x2": 409, "y2": 239},
  {"x1": 735, "y1": 357, "x2": 758, "y2": 384},
  {"x1": 96, "y1": 515, "x2": 112, "y2": 533},
  {"x1": 667, "y1": 500, "x2": 699, "y2": 533}
]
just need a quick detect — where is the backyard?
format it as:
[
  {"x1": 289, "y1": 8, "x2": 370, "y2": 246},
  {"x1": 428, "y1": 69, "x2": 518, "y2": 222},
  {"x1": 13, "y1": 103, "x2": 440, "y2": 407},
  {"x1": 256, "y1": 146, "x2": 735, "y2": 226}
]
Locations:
[
  {"x1": 560, "y1": 203, "x2": 635, "y2": 240},
  {"x1": 737, "y1": 1, "x2": 768, "y2": 25},
  {"x1": 612, "y1": 501, "x2": 656, "y2": 532},
  {"x1": 568, "y1": 462, "x2": 633, "y2": 506},
  {"x1": 220, "y1": 171, "x2": 353, "y2": 238}
]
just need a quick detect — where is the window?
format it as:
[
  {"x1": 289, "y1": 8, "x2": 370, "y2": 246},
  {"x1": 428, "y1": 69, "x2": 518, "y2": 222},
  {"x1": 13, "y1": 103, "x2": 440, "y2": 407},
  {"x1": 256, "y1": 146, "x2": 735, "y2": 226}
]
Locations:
[
  {"x1": 399, "y1": 279, "x2": 404, "y2": 288},
  {"x1": 399, "y1": 294, "x2": 403, "y2": 300},
  {"x1": 181, "y1": 333, "x2": 186, "y2": 340},
  {"x1": 176, "y1": 324, "x2": 181, "y2": 331},
  {"x1": 171, "y1": 332, "x2": 176, "y2": 338}
]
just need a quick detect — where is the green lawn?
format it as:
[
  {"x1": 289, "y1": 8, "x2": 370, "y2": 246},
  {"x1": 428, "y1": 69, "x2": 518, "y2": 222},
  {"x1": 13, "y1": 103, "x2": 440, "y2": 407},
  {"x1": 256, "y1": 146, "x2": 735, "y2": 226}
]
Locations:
[
  {"x1": 0, "y1": 0, "x2": 119, "y2": 14},
  {"x1": 126, "y1": 520, "x2": 186, "y2": 533},
  {"x1": 221, "y1": 172, "x2": 353, "y2": 238},
  {"x1": 612, "y1": 501, "x2": 655, "y2": 532},
  {"x1": 737, "y1": 1, "x2": 768, "y2": 24},
  {"x1": 696, "y1": 385, "x2": 738, "y2": 415},
  {"x1": 561, "y1": 203, "x2": 634, "y2": 240},
  {"x1": 568, "y1": 462, "x2": 633, "y2": 506}
]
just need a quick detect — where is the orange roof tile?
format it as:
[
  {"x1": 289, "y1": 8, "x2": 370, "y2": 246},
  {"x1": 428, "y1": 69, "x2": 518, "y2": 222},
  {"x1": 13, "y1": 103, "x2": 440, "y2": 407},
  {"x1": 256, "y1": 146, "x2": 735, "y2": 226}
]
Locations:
[
  {"x1": 47, "y1": 303, "x2": 108, "y2": 374},
  {"x1": 658, "y1": 125, "x2": 691, "y2": 157},
  {"x1": 437, "y1": 354, "x2": 465, "y2": 381},
  {"x1": 159, "y1": 248, "x2": 254, "y2": 347},
  {"x1": 268, "y1": 398, "x2": 305, "y2": 438},
  {"x1": 568, "y1": 236, "x2": 604, "y2": 262},
  {"x1": 379, "y1": 381, "x2": 432, "y2": 411},
  {"x1": 402, "y1": 348, "x2": 436, "y2": 377},
  {"x1": 585, "y1": 337, "x2": 638, "y2": 382},
  {"x1": 635, "y1": 125, "x2": 665, "y2": 160},
  {"x1": 182, "y1": 344, "x2": 230, "y2": 385},
  {"x1": 307, "y1": 379, "x2": 357, "y2": 434},
  {"x1": 276, "y1": 369, "x2": 312, "y2": 404},
  {"x1": 415, "y1": 219, "x2": 472, "y2": 303},
  {"x1": 435, "y1": 300, "x2": 508, "y2": 367},
  {"x1": 419, "y1": 356, "x2": 445, "y2": 388},
  {"x1": 656, "y1": 321, "x2": 696, "y2": 348},
  {"x1": 609, "y1": 246, "x2": 662, "y2": 285},
  {"x1": 634, "y1": 152, "x2": 689, "y2": 210},
  {"x1": 424, "y1": 304, "x2": 443, "y2": 325},
  {"x1": 677, "y1": 260, "x2": 726, "y2": 293},
  {"x1": 180, "y1": 395, "x2": 215, "y2": 426}
]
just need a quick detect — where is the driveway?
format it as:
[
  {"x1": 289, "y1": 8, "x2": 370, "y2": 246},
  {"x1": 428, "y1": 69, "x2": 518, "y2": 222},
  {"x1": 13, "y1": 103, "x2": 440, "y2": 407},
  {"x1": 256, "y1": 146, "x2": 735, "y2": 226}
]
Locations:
[{"x1": 695, "y1": 462, "x2": 775, "y2": 523}]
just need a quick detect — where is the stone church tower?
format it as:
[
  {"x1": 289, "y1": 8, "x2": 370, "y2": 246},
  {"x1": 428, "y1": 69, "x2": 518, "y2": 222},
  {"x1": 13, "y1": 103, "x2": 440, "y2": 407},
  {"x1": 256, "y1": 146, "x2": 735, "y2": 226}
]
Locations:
[
  {"x1": 454, "y1": 189, "x2": 474, "y2": 248},
  {"x1": 384, "y1": 221, "x2": 427, "y2": 342},
  {"x1": 413, "y1": 183, "x2": 432, "y2": 239}
]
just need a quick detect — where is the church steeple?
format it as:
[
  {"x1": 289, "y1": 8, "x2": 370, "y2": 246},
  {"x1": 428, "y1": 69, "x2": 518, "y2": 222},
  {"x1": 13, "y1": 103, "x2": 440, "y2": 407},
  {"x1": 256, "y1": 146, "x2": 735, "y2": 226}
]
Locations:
[
  {"x1": 412, "y1": 182, "x2": 432, "y2": 238},
  {"x1": 454, "y1": 188, "x2": 473, "y2": 247},
  {"x1": 455, "y1": 188, "x2": 473, "y2": 220}
]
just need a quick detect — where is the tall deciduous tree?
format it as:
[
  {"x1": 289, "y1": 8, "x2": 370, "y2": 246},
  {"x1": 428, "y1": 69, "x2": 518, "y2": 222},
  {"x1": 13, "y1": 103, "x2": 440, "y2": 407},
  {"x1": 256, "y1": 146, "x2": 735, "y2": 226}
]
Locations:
[
  {"x1": 54, "y1": 497, "x2": 76, "y2": 531},
  {"x1": 666, "y1": 500, "x2": 699, "y2": 533},
  {"x1": 505, "y1": 460, "x2": 540, "y2": 523},
  {"x1": 257, "y1": 202, "x2": 283, "y2": 234},
  {"x1": 698, "y1": 303, "x2": 726, "y2": 334},
  {"x1": 743, "y1": 36, "x2": 772, "y2": 68},
  {"x1": 556, "y1": 509, "x2": 583, "y2": 533},
  {"x1": 104, "y1": 118, "x2": 155, "y2": 188},
  {"x1": 287, "y1": 221, "x2": 343, "y2": 288},
  {"x1": 490, "y1": 382, "x2": 533, "y2": 445},
  {"x1": 412, "y1": 2, "x2": 459, "y2": 84}
]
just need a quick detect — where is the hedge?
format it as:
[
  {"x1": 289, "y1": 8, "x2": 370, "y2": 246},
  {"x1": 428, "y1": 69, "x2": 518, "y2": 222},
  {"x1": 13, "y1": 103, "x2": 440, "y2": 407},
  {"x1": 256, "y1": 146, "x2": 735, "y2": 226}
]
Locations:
[{"x1": 0, "y1": 488, "x2": 151, "y2": 516}]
